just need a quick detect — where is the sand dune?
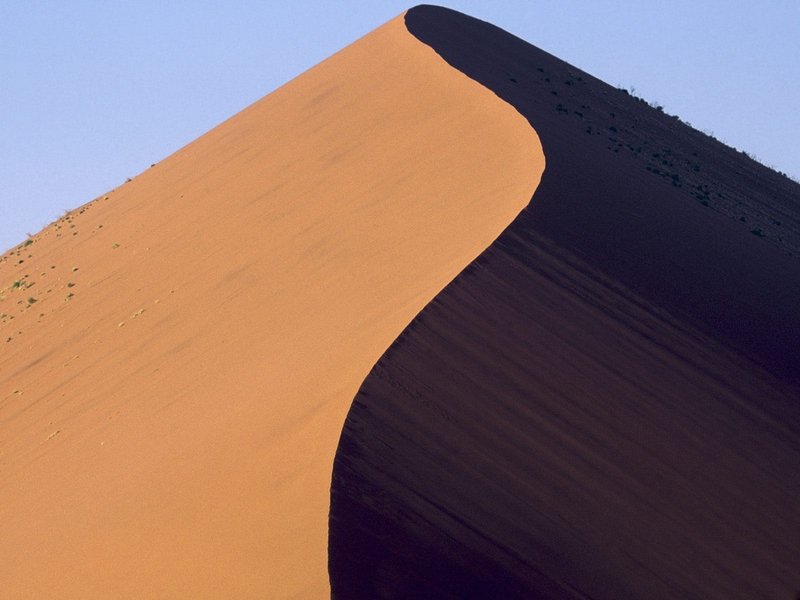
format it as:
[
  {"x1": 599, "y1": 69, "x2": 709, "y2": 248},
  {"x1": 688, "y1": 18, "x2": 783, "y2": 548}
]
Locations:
[
  {"x1": 0, "y1": 13, "x2": 542, "y2": 598},
  {"x1": 330, "y1": 6, "x2": 800, "y2": 599},
  {"x1": 5, "y1": 5, "x2": 797, "y2": 598}
]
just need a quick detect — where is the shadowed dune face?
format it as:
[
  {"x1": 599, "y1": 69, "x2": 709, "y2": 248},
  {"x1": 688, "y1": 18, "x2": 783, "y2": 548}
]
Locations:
[
  {"x1": 329, "y1": 5, "x2": 800, "y2": 599},
  {"x1": 0, "y1": 13, "x2": 543, "y2": 598}
]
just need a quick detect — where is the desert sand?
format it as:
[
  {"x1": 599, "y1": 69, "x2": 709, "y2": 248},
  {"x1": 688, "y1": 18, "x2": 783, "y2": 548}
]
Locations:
[
  {"x1": 6, "y1": 5, "x2": 797, "y2": 598},
  {"x1": 0, "y1": 12, "x2": 543, "y2": 598},
  {"x1": 329, "y1": 6, "x2": 800, "y2": 600}
]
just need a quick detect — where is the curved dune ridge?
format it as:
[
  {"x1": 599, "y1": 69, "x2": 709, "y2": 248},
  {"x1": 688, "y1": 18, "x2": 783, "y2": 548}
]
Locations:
[
  {"x1": 329, "y1": 5, "x2": 800, "y2": 600},
  {"x1": 0, "y1": 12, "x2": 543, "y2": 598}
]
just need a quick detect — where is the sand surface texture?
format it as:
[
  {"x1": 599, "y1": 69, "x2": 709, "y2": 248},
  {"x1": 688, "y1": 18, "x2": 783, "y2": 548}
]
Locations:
[{"x1": 0, "y1": 14, "x2": 542, "y2": 598}]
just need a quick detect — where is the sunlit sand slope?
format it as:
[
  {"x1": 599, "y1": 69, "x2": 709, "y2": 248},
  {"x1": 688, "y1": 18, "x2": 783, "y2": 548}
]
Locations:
[
  {"x1": 330, "y1": 6, "x2": 800, "y2": 599},
  {"x1": 0, "y1": 13, "x2": 543, "y2": 598}
]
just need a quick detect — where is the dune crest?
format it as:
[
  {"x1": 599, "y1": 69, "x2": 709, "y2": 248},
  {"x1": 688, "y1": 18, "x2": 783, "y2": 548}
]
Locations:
[
  {"x1": 0, "y1": 12, "x2": 543, "y2": 598},
  {"x1": 328, "y1": 6, "x2": 800, "y2": 599}
]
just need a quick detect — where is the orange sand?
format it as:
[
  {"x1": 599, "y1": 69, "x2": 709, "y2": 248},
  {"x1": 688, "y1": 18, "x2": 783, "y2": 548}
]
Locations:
[{"x1": 0, "y1": 13, "x2": 543, "y2": 598}]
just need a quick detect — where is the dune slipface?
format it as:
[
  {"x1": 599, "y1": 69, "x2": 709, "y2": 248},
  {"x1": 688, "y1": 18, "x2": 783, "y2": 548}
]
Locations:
[
  {"x1": 329, "y1": 5, "x2": 800, "y2": 600},
  {"x1": 0, "y1": 13, "x2": 543, "y2": 598}
]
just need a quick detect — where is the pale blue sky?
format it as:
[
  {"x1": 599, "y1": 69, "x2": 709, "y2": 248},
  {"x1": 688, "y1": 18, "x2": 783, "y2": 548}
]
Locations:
[{"x1": 2, "y1": 1, "x2": 798, "y2": 252}]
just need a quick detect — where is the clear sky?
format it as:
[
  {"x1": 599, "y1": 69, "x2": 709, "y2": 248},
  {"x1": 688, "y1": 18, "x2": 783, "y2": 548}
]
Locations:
[{"x1": 2, "y1": 1, "x2": 798, "y2": 252}]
